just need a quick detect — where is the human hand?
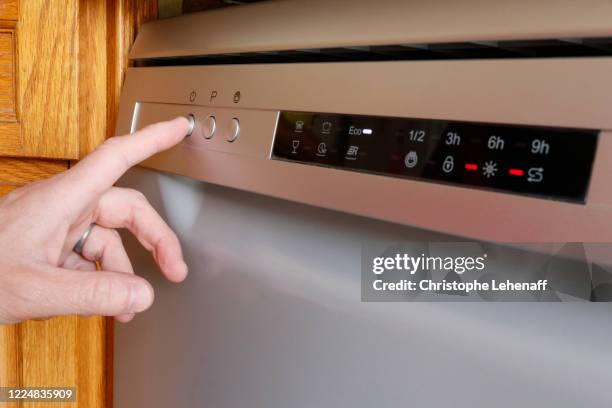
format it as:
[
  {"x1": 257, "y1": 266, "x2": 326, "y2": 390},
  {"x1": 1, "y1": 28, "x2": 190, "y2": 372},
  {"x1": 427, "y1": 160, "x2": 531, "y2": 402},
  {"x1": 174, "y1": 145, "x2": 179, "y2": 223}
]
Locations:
[{"x1": 0, "y1": 117, "x2": 191, "y2": 323}]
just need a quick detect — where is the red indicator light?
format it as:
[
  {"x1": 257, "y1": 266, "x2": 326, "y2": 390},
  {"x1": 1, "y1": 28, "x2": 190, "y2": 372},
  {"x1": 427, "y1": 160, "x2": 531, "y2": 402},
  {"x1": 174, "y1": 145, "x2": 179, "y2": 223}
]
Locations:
[
  {"x1": 509, "y1": 168, "x2": 524, "y2": 177},
  {"x1": 465, "y1": 163, "x2": 478, "y2": 171}
]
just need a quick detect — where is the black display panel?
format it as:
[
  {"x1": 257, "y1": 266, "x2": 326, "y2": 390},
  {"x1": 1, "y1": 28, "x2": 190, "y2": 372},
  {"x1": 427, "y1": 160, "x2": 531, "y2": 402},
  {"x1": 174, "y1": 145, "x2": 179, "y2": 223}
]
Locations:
[{"x1": 271, "y1": 111, "x2": 599, "y2": 203}]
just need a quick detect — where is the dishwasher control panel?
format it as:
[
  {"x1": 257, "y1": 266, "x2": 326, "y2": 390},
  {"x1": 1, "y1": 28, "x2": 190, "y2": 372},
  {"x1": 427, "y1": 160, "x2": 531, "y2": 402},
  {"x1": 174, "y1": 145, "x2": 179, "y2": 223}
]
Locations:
[
  {"x1": 272, "y1": 111, "x2": 599, "y2": 203},
  {"x1": 132, "y1": 102, "x2": 277, "y2": 159}
]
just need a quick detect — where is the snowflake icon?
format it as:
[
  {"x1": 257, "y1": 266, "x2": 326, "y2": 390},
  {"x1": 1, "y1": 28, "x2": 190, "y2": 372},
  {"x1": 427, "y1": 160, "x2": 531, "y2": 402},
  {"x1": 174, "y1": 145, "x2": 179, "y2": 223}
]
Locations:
[{"x1": 482, "y1": 161, "x2": 498, "y2": 178}]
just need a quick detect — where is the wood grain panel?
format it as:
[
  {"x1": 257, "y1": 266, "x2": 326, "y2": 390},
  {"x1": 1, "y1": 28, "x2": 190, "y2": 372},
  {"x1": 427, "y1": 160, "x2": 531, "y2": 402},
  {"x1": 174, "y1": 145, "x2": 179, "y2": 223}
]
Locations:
[
  {"x1": 0, "y1": 23, "x2": 20, "y2": 157},
  {"x1": 20, "y1": 318, "x2": 78, "y2": 408},
  {"x1": 0, "y1": 0, "x2": 18, "y2": 21},
  {"x1": 0, "y1": 157, "x2": 67, "y2": 185},
  {"x1": 0, "y1": 1, "x2": 81, "y2": 159},
  {"x1": 77, "y1": 317, "x2": 111, "y2": 408},
  {"x1": 0, "y1": 29, "x2": 16, "y2": 121},
  {"x1": 0, "y1": 120, "x2": 20, "y2": 156},
  {"x1": 15, "y1": 0, "x2": 79, "y2": 159},
  {"x1": 78, "y1": 0, "x2": 108, "y2": 158}
]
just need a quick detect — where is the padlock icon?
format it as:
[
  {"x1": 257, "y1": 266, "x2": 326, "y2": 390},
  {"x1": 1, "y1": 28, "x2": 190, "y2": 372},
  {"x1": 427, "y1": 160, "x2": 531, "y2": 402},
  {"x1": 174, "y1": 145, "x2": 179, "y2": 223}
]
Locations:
[
  {"x1": 404, "y1": 151, "x2": 418, "y2": 168},
  {"x1": 442, "y1": 155, "x2": 454, "y2": 173}
]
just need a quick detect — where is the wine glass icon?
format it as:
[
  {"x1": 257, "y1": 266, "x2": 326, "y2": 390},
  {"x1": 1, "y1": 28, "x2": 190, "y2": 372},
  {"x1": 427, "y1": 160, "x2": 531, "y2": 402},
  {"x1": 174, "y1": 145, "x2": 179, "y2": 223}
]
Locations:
[{"x1": 291, "y1": 140, "x2": 300, "y2": 154}]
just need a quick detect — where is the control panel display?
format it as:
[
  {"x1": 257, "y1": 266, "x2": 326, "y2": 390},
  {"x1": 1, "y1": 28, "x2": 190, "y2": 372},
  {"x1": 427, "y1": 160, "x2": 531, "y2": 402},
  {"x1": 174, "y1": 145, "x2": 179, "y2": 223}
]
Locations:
[{"x1": 272, "y1": 111, "x2": 599, "y2": 202}]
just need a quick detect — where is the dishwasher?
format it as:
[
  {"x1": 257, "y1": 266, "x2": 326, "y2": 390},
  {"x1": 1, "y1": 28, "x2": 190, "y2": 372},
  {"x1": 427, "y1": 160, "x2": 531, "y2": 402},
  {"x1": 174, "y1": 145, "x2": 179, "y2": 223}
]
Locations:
[{"x1": 115, "y1": 1, "x2": 612, "y2": 406}]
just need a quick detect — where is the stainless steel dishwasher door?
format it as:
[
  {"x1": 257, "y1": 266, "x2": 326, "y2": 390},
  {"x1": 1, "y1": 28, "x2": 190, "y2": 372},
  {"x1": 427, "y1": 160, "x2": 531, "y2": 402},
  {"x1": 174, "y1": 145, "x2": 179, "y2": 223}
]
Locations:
[{"x1": 115, "y1": 166, "x2": 612, "y2": 408}]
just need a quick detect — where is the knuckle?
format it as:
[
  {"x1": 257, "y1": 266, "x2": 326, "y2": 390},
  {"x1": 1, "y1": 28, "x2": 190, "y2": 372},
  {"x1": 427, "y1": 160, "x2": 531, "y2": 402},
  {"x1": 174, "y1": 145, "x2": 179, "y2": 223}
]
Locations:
[
  {"x1": 79, "y1": 277, "x2": 110, "y2": 312},
  {"x1": 83, "y1": 237, "x2": 103, "y2": 262},
  {"x1": 80, "y1": 276, "x2": 132, "y2": 314},
  {"x1": 128, "y1": 189, "x2": 149, "y2": 206},
  {"x1": 123, "y1": 190, "x2": 151, "y2": 231}
]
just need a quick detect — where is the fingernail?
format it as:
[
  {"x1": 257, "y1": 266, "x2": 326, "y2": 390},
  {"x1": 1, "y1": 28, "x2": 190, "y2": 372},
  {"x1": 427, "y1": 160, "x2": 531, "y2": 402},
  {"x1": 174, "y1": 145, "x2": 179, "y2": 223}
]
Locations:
[{"x1": 130, "y1": 282, "x2": 153, "y2": 313}]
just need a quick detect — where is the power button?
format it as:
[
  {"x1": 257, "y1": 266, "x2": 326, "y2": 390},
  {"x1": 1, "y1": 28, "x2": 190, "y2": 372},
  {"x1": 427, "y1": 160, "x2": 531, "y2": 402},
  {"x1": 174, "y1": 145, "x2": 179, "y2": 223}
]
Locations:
[
  {"x1": 227, "y1": 118, "x2": 240, "y2": 142},
  {"x1": 185, "y1": 114, "x2": 196, "y2": 137}
]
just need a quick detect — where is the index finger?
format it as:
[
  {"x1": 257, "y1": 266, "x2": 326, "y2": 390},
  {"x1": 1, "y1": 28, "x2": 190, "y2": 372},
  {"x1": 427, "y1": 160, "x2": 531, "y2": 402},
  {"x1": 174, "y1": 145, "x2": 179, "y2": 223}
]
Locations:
[{"x1": 59, "y1": 116, "x2": 190, "y2": 208}]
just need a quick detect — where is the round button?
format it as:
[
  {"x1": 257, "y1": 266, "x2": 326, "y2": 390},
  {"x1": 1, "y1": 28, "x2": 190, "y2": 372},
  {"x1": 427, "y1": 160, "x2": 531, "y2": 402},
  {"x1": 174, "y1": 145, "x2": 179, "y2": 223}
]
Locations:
[
  {"x1": 202, "y1": 115, "x2": 216, "y2": 139},
  {"x1": 185, "y1": 114, "x2": 196, "y2": 137},
  {"x1": 227, "y1": 118, "x2": 240, "y2": 142}
]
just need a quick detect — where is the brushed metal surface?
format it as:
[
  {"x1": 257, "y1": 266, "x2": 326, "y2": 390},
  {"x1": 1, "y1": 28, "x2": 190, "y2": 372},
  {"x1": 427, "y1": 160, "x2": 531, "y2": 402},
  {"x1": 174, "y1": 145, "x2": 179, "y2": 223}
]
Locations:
[
  {"x1": 115, "y1": 168, "x2": 612, "y2": 408},
  {"x1": 115, "y1": 6, "x2": 612, "y2": 407},
  {"x1": 116, "y1": 59, "x2": 612, "y2": 242},
  {"x1": 135, "y1": 102, "x2": 278, "y2": 158},
  {"x1": 130, "y1": 0, "x2": 612, "y2": 59}
]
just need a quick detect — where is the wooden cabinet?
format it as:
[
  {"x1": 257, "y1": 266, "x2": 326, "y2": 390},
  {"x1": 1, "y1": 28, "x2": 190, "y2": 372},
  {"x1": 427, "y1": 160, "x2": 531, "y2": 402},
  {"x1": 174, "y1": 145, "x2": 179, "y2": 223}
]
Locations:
[
  {"x1": 0, "y1": 1, "x2": 79, "y2": 159},
  {"x1": 0, "y1": 1, "x2": 157, "y2": 407}
]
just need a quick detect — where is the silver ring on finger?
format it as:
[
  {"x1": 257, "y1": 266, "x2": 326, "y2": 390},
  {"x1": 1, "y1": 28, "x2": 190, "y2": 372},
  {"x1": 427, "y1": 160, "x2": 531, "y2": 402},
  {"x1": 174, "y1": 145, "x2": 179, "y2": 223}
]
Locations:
[{"x1": 73, "y1": 223, "x2": 96, "y2": 254}]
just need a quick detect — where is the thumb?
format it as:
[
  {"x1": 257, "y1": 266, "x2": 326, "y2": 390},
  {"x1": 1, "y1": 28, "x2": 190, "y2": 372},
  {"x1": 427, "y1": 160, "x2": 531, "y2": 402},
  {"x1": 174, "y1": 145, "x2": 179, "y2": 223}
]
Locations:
[{"x1": 36, "y1": 267, "x2": 154, "y2": 318}]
